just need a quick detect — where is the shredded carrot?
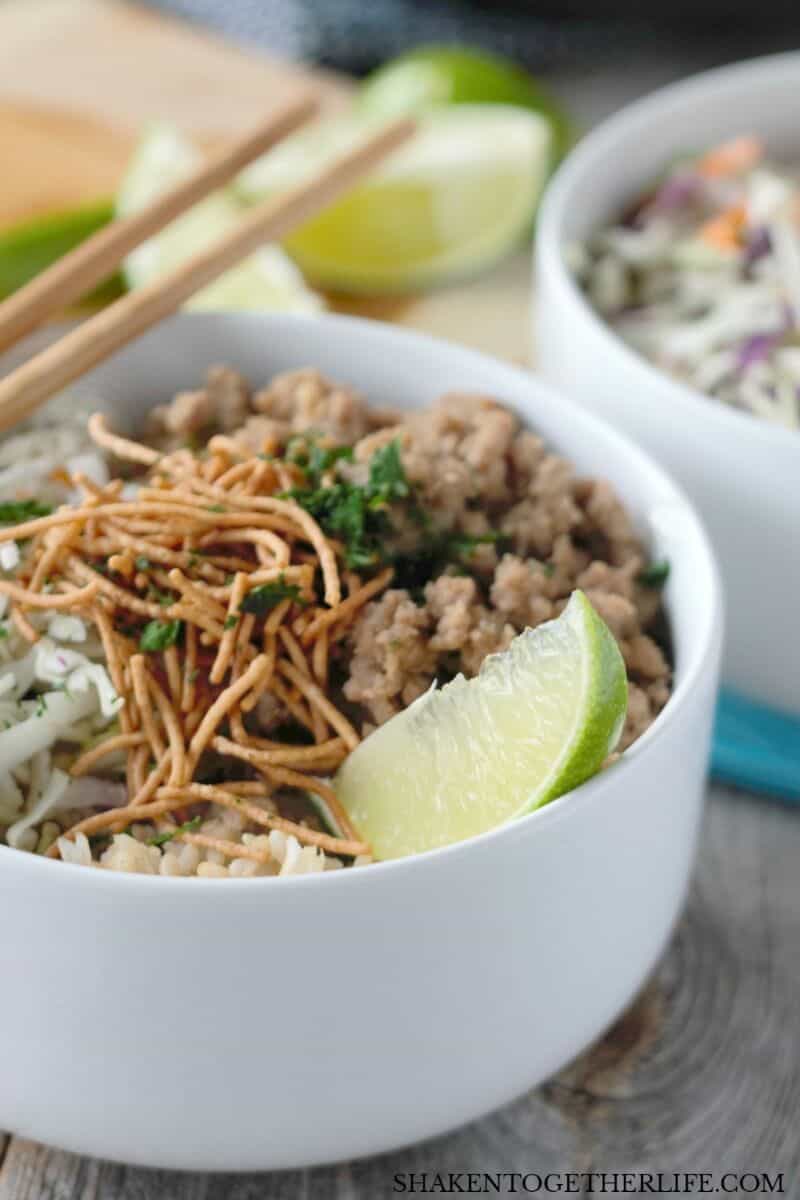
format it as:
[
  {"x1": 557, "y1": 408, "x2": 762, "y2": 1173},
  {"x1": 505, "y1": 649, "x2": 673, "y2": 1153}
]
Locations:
[
  {"x1": 699, "y1": 203, "x2": 747, "y2": 251},
  {"x1": 698, "y1": 135, "x2": 763, "y2": 179}
]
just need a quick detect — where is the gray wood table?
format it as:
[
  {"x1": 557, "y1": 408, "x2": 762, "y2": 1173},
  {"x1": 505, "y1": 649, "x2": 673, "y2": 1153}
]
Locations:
[{"x1": 2, "y1": 782, "x2": 799, "y2": 1198}]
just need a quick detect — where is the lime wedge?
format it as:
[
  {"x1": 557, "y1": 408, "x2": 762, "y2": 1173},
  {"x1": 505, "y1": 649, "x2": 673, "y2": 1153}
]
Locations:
[
  {"x1": 237, "y1": 106, "x2": 552, "y2": 294},
  {"x1": 117, "y1": 124, "x2": 323, "y2": 314},
  {"x1": 335, "y1": 591, "x2": 627, "y2": 860},
  {"x1": 359, "y1": 45, "x2": 573, "y2": 164},
  {"x1": 0, "y1": 201, "x2": 122, "y2": 305}
]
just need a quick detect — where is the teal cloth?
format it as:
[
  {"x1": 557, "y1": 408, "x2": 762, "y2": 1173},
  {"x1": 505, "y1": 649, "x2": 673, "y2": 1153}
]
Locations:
[{"x1": 712, "y1": 689, "x2": 800, "y2": 802}]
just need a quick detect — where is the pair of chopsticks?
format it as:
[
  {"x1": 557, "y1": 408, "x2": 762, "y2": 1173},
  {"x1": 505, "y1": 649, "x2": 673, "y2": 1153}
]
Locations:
[{"x1": 0, "y1": 94, "x2": 414, "y2": 434}]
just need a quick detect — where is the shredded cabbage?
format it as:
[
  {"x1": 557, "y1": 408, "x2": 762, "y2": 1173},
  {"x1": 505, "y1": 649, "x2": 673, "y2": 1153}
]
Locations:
[
  {"x1": 0, "y1": 626, "x2": 122, "y2": 849},
  {"x1": 577, "y1": 139, "x2": 800, "y2": 429}
]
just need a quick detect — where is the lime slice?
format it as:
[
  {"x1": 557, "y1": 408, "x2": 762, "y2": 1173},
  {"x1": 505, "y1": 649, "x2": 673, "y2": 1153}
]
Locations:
[
  {"x1": 237, "y1": 106, "x2": 552, "y2": 294},
  {"x1": 359, "y1": 45, "x2": 573, "y2": 164},
  {"x1": 0, "y1": 201, "x2": 122, "y2": 305},
  {"x1": 117, "y1": 124, "x2": 323, "y2": 314},
  {"x1": 335, "y1": 591, "x2": 627, "y2": 860}
]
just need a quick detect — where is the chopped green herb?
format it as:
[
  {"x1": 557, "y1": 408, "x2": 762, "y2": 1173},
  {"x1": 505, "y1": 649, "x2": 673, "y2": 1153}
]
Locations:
[
  {"x1": 188, "y1": 668, "x2": 200, "y2": 683},
  {"x1": 0, "y1": 499, "x2": 53, "y2": 524},
  {"x1": 0, "y1": 626, "x2": 8, "y2": 640},
  {"x1": 286, "y1": 435, "x2": 354, "y2": 484},
  {"x1": 391, "y1": 530, "x2": 506, "y2": 595},
  {"x1": 241, "y1": 575, "x2": 304, "y2": 615},
  {"x1": 367, "y1": 440, "x2": 409, "y2": 503},
  {"x1": 311, "y1": 442, "x2": 354, "y2": 477},
  {"x1": 146, "y1": 587, "x2": 174, "y2": 608},
  {"x1": 542, "y1": 562, "x2": 556, "y2": 578},
  {"x1": 206, "y1": 504, "x2": 226, "y2": 513},
  {"x1": 147, "y1": 816, "x2": 203, "y2": 847},
  {"x1": 139, "y1": 619, "x2": 182, "y2": 652},
  {"x1": 34, "y1": 694, "x2": 48, "y2": 717},
  {"x1": 224, "y1": 614, "x2": 239, "y2": 630},
  {"x1": 441, "y1": 531, "x2": 503, "y2": 559},
  {"x1": 286, "y1": 439, "x2": 414, "y2": 569},
  {"x1": 638, "y1": 560, "x2": 670, "y2": 589},
  {"x1": 285, "y1": 484, "x2": 369, "y2": 569},
  {"x1": 135, "y1": 556, "x2": 150, "y2": 571}
]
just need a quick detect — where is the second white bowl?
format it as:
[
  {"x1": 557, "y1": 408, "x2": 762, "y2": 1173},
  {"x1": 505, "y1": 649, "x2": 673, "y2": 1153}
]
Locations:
[{"x1": 535, "y1": 52, "x2": 800, "y2": 716}]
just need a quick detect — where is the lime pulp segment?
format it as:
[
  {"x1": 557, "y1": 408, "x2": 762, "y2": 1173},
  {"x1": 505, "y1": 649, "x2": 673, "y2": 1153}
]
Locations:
[{"x1": 335, "y1": 591, "x2": 628, "y2": 860}]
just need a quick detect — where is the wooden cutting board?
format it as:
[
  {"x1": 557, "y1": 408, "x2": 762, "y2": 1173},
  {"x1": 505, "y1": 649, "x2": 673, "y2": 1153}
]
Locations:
[{"x1": 0, "y1": 0, "x2": 532, "y2": 365}]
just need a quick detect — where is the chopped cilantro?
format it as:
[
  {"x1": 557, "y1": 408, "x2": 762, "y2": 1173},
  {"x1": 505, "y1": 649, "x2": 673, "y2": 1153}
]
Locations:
[
  {"x1": 135, "y1": 556, "x2": 150, "y2": 571},
  {"x1": 146, "y1": 587, "x2": 174, "y2": 608},
  {"x1": 188, "y1": 668, "x2": 200, "y2": 683},
  {"x1": 286, "y1": 440, "x2": 412, "y2": 569},
  {"x1": 391, "y1": 530, "x2": 506, "y2": 595},
  {"x1": 224, "y1": 614, "x2": 239, "y2": 630},
  {"x1": 206, "y1": 504, "x2": 226, "y2": 513},
  {"x1": 638, "y1": 560, "x2": 670, "y2": 589},
  {"x1": 241, "y1": 575, "x2": 304, "y2": 615},
  {"x1": 147, "y1": 816, "x2": 202, "y2": 847},
  {"x1": 0, "y1": 626, "x2": 8, "y2": 640},
  {"x1": 287, "y1": 435, "x2": 354, "y2": 484},
  {"x1": 34, "y1": 694, "x2": 48, "y2": 717},
  {"x1": 139, "y1": 619, "x2": 182, "y2": 652},
  {"x1": 367, "y1": 440, "x2": 409, "y2": 503},
  {"x1": 0, "y1": 499, "x2": 53, "y2": 524},
  {"x1": 441, "y1": 531, "x2": 503, "y2": 559}
]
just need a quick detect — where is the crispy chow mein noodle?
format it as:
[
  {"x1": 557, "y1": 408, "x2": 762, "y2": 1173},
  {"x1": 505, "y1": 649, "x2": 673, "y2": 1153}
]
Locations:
[{"x1": 0, "y1": 413, "x2": 380, "y2": 866}]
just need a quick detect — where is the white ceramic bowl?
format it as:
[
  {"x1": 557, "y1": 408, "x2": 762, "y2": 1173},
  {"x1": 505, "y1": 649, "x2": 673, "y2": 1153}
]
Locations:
[
  {"x1": 535, "y1": 52, "x2": 800, "y2": 716},
  {"x1": 0, "y1": 314, "x2": 721, "y2": 1170}
]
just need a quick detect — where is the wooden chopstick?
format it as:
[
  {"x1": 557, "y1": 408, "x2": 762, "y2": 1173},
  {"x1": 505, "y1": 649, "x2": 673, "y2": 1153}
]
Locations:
[
  {"x1": 0, "y1": 92, "x2": 319, "y2": 356},
  {"x1": 0, "y1": 116, "x2": 415, "y2": 434}
]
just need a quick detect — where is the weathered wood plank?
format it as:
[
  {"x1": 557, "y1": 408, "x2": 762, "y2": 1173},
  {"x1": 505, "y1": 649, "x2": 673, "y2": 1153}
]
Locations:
[
  {"x1": 2, "y1": 785, "x2": 799, "y2": 1198},
  {"x1": 545, "y1": 786, "x2": 800, "y2": 1179}
]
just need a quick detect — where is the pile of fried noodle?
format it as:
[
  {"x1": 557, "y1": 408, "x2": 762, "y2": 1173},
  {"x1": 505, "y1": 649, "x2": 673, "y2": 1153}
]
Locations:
[{"x1": 0, "y1": 415, "x2": 395, "y2": 866}]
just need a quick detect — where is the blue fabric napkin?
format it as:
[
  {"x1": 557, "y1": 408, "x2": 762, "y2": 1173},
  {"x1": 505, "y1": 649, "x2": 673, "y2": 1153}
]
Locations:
[{"x1": 712, "y1": 689, "x2": 800, "y2": 803}]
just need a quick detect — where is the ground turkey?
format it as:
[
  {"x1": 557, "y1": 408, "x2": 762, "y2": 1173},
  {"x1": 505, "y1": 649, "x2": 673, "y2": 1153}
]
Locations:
[
  {"x1": 341, "y1": 392, "x2": 670, "y2": 748},
  {"x1": 153, "y1": 369, "x2": 671, "y2": 749}
]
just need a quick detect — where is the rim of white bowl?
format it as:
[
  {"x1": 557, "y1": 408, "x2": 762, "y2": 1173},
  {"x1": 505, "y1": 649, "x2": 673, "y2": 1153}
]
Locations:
[
  {"x1": 0, "y1": 311, "x2": 722, "y2": 890},
  {"x1": 537, "y1": 50, "x2": 800, "y2": 457}
]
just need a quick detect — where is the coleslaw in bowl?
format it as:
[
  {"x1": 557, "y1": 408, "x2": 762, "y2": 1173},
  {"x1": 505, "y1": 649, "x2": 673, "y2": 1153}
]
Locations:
[{"x1": 535, "y1": 52, "x2": 800, "y2": 715}]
